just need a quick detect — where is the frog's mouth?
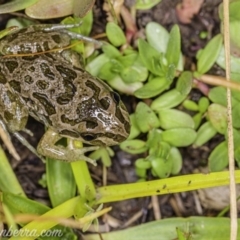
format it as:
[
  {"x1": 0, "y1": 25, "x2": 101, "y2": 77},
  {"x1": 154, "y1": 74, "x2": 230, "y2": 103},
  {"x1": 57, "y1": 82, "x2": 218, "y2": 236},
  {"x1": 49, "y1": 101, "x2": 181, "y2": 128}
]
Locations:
[{"x1": 80, "y1": 131, "x2": 128, "y2": 146}]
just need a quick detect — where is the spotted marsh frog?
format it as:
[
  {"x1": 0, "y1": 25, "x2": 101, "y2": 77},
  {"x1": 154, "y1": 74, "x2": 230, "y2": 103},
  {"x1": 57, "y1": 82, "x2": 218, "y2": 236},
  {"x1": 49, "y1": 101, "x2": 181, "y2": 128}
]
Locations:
[{"x1": 0, "y1": 24, "x2": 130, "y2": 163}]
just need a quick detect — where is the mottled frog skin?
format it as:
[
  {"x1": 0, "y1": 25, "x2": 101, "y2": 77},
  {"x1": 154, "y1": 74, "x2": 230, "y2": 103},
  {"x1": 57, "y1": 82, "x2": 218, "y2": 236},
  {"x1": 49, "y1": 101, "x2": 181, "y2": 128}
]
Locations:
[{"x1": 0, "y1": 24, "x2": 130, "y2": 163}]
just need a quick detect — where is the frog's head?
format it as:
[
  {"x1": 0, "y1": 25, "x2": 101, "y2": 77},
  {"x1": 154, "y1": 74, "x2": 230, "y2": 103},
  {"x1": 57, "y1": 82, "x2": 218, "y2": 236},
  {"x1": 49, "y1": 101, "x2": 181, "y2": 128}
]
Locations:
[{"x1": 72, "y1": 78, "x2": 130, "y2": 146}]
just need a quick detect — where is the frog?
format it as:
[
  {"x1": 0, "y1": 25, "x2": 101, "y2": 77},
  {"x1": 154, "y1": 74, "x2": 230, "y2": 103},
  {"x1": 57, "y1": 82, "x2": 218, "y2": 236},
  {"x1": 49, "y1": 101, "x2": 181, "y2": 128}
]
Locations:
[{"x1": 0, "y1": 23, "x2": 130, "y2": 164}]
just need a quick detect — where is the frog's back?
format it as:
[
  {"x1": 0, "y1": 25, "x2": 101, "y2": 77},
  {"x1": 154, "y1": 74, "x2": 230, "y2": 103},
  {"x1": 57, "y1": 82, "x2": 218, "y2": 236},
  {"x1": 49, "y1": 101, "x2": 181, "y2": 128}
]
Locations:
[
  {"x1": 0, "y1": 27, "x2": 71, "y2": 55},
  {"x1": 0, "y1": 53, "x2": 130, "y2": 145}
]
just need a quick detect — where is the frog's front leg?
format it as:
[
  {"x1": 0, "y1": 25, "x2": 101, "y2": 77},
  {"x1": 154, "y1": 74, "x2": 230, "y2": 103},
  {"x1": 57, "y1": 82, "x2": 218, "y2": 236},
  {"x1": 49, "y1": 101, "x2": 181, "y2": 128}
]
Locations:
[
  {"x1": 34, "y1": 23, "x2": 101, "y2": 46},
  {"x1": 0, "y1": 88, "x2": 42, "y2": 159},
  {"x1": 37, "y1": 128, "x2": 99, "y2": 165}
]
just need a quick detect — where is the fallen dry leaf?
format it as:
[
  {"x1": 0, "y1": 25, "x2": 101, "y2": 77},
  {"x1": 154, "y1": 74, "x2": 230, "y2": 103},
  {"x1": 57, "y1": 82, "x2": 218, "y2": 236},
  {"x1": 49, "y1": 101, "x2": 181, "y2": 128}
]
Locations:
[{"x1": 176, "y1": 0, "x2": 204, "y2": 24}]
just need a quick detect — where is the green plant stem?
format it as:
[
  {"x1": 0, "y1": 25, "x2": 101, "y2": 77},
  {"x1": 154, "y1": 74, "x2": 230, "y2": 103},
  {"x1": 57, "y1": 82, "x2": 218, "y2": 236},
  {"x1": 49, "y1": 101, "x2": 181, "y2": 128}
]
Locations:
[
  {"x1": 9, "y1": 196, "x2": 80, "y2": 240},
  {"x1": 71, "y1": 160, "x2": 96, "y2": 200},
  {"x1": 96, "y1": 170, "x2": 240, "y2": 203},
  {"x1": 0, "y1": 147, "x2": 25, "y2": 196}
]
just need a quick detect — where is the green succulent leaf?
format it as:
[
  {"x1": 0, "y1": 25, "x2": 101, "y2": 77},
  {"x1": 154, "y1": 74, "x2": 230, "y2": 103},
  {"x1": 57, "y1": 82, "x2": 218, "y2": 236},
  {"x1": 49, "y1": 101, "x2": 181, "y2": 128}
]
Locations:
[
  {"x1": 161, "y1": 128, "x2": 197, "y2": 147},
  {"x1": 197, "y1": 34, "x2": 223, "y2": 74},
  {"x1": 120, "y1": 140, "x2": 148, "y2": 154},
  {"x1": 151, "y1": 89, "x2": 186, "y2": 110},
  {"x1": 158, "y1": 109, "x2": 195, "y2": 129},
  {"x1": 219, "y1": 1, "x2": 240, "y2": 21},
  {"x1": 0, "y1": 0, "x2": 38, "y2": 14},
  {"x1": 209, "y1": 141, "x2": 228, "y2": 172},
  {"x1": 194, "y1": 121, "x2": 217, "y2": 147},
  {"x1": 120, "y1": 67, "x2": 141, "y2": 83},
  {"x1": 225, "y1": 128, "x2": 240, "y2": 148},
  {"x1": 176, "y1": 71, "x2": 193, "y2": 96},
  {"x1": 151, "y1": 157, "x2": 173, "y2": 179},
  {"x1": 86, "y1": 54, "x2": 110, "y2": 76},
  {"x1": 208, "y1": 87, "x2": 227, "y2": 106},
  {"x1": 108, "y1": 75, "x2": 143, "y2": 94},
  {"x1": 166, "y1": 25, "x2": 181, "y2": 68},
  {"x1": 117, "y1": 52, "x2": 137, "y2": 66},
  {"x1": 146, "y1": 22, "x2": 169, "y2": 53},
  {"x1": 135, "y1": 158, "x2": 152, "y2": 170},
  {"x1": 135, "y1": 167, "x2": 147, "y2": 178},
  {"x1": 193, "y1": 112, "x2": 203, "y2": 129},
  {"x1": 198, "y1": 97, "x2": 210, "y2": 113},
  {"x1": 147, "y1": 129, "x2": 163, "y2": 150},
  {"x1": 138, "y1": 39, "x2": 166, "y2": 76},
  {"x1": 135, "y1": 0, "x2": 162, "y2": 10},
  {"x1": 208, "y1": 86, "x2": 239, "y2": 108},
  {"x1": 232, "y1": 103, "x2": 240, "y2": 128},
  {"x1": 216, "y1": 45, "x2": 240, "y2": 76},
  {"x1": 46, "y1": 159, "x2": 76, "y2": 207},
  {"x1": 183, "y1": 100, "x2": 199, "y2": 111},
  {"x1": 128, "y1": 114, "x2": 141, "y2": 140},
  {"x1": 169, "y1": 147, "x2": 182, "y2": 175},
  {"x1": 208, "y1": 103, "x2": 227, "y2": 134},
  {"x1": 134, "y1": 77, "x2": 169, "y2": 99},
  {"x1": 89, "y1": 147, "x2": 113, "y2": 167},
  {"x1": 149, "y1": 141, "x2": 171, "y2": 159},
  {"x1": 106, "y1": 22, "x2": 126, "y2": 47},
  {"x1": 102, "y1": 43, "x2": 121, "y2": 58},
  {"x1": 98, "y1": 61, "x2": 117, "y2": 81},
  {"x1": 135, "y1": 102, "x2": 160, "y2": 133}
]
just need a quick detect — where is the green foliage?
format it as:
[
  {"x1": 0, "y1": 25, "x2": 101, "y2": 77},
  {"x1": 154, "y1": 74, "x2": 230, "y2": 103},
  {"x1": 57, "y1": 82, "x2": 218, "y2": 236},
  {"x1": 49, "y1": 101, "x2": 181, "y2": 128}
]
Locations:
[
  {"x1": 196, "y1": 34, "x2": 223, "y2": 74},
  {"x1": 135, "y1": 0, "x2": 162, "y2": 10},
  {"x1": 106, "y1": 22, "x2": 126, "y2": 47}
]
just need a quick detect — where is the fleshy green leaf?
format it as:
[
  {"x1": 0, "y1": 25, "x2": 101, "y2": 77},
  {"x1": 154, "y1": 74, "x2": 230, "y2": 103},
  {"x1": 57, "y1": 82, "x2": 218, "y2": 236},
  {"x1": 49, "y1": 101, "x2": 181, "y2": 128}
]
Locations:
[
  {"x1": 46, "y1": 159, "x2": 76, "y2": 207},
  {"x1": 106, "y1": 22, "x2": 126, "y2": 47},
  {"x1": 183, "y1": 100, "x2": 199, "y2": 111},
  {"x1": 209, "y1": 141, "x2": 228, "y2": 171},
  {"x1": 128, "y1": 114, "x2": 141, "y2": 140},
  {"x1": 194, "y1": 121, "x2": 217, "y2": 147},
  {"x1": 161, "y1": 128, "x2": 197, "y2": 147},
  {"x1": 135, "y1": 0, "x2": 162, "y2": 9},
  {"x1": 0, "y1": 0, "x2": 38, "y2": 14},
  {"x1": 135, "y1": 158, "x2": 151, "y2": 169},
  {"x1": 138, "y1": 39, "x2": 166, "y2": 76},
  {"x1": 147, "y1": 129, "x2": 163, "y2": 150},
  {"x1": 232, "y1": 103, "x2": 240, "y2": 128},
  {"x1": 102, "y1": 43, "x2": 121, "y2": 58},
  {"x1": 108, "y1": 75, "x2": 143, "y2": 94},
  {"x1": 146, "y1": 22, "x2": 169, "y2": 53},
  {"x1": 135, "y1": 102, "x2": 160, "y2": 133},
  {"x1": 134, "y1": 77, "x2": 169, "y2": 99},
  {"x1": 158, "y1": 109, "x2": 195, "y2": 129},
  {"x1": 219, "y1": 1, "x2": 240, "y2": 21},
  {"x1": 86, "y1": 54, "x2": 110, "y2": 76},
  {"x1": 166, "y1": 25, "x2": 181, "y2": 68},
  {"x1": 216, "y1": 45, "x2": 240, "y2": 74},
  {"x1": 120, "y1": 140, "x2": 148, "y2": 154},
  {"x1": 176, "y1": 71, "x2": 193, "y2": 96},
  {"x1": 193, "y1": 112, "x2": 203, "y2": 129},
  {"x1": 151, "y1": 89, "x2": 186, "y2": 110},
  {"x1": 197, "y1": 34, "x2": 223, "y2": 74},
  {"x1": 121, "y1": 67, "x2": 141, "y2": 83},
  {"x1": 151, "y1": 157, "x2": 173, "y2": 179},
  {"x1": 169, "y1": 147, "x2": 182, "y2": 175},
  {"x1": 198, "y1": 97, "x2": 210, "y2": 113},
  {"x1": 208, "y1": 103, "x2": 227, "y2": 134}
]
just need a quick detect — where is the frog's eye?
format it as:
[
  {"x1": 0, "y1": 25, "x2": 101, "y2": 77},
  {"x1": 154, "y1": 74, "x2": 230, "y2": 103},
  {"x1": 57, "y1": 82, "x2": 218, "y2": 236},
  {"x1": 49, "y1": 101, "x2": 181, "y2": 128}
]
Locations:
[
  {"x1": 111, "y1": 92, "x2": 121, "y2": 104},
  {"x1": 81, "y1": 134, "x2": 97, "y2": 142}
]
